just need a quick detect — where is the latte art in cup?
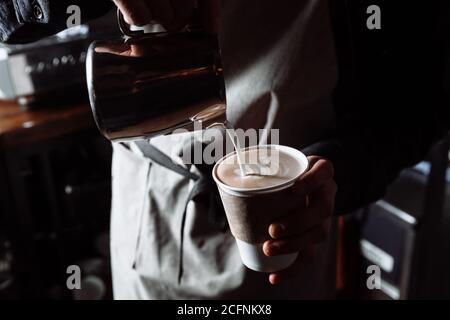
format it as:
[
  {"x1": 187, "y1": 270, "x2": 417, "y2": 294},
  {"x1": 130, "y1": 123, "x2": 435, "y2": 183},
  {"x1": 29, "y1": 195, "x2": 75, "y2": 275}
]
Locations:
[{"x1": 216, "y1": 147, "x2": 306, "y2": 190}]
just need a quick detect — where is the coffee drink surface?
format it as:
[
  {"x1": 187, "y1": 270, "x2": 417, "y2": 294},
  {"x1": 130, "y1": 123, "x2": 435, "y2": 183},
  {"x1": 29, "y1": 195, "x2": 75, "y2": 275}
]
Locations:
[{"x1": 216, "y1": 147, "x2": 305, "y2": 190}]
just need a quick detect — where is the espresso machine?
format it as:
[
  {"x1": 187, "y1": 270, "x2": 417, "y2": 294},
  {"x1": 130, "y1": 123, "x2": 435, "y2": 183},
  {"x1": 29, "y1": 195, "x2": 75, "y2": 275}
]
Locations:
[{"x1": 0, "y1": 11, "x2": 120, "y2": 108}]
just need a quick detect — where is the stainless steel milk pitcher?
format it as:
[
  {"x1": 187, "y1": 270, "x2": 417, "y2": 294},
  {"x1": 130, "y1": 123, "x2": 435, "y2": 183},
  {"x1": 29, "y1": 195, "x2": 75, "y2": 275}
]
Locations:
[{"x1": 86, "y1": 10, "x2": 226, "y2": 141}]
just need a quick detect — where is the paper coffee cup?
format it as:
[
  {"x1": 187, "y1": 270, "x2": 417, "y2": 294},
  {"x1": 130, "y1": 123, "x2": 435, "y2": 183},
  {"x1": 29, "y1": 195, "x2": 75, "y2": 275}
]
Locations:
[{"x1": 212, "y1": 145, "x2": 309, "y2": 273}]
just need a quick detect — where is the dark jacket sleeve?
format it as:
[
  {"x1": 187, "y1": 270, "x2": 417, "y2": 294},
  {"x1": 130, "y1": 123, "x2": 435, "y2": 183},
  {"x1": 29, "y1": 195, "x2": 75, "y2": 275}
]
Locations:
[
  {"x1": 303, "y1": 1, "x2": 450, "y2": 215},
  {"x1": 0, "y1": 0, "x2": 113, "y2": 44}
]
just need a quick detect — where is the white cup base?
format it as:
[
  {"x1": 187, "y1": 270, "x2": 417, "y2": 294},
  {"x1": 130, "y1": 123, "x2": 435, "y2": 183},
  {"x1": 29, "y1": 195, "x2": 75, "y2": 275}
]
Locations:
[{"x1": 235, "y1": 238, "x2": 298, "y2": 273}]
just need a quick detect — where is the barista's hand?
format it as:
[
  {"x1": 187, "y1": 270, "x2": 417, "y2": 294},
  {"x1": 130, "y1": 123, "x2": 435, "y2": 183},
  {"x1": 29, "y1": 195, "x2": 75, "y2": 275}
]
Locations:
[
  {"x1": 263, "y1": 156, "x2": 337, "y2": 285},
  {"x1": 113, "y1": 0, "x2": 220, "y2": 32}
]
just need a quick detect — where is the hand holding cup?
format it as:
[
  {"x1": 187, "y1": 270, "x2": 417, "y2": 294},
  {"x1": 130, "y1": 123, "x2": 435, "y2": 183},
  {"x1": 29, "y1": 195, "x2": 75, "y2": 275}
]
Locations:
[{"x1": 264, "y1": 156, "x2": 337, "y2": 285}]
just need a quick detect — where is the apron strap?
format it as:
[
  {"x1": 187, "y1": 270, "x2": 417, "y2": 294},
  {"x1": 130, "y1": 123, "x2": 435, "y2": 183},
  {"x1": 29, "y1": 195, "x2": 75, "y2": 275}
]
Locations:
[{"x1": 135, "y1": 141, "x2": 200, "y2": 181}]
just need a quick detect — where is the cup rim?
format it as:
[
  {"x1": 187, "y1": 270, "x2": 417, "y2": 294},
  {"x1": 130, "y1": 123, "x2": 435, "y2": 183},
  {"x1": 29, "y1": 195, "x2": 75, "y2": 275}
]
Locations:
[{"x1": 212, "y1": 144, "x2": 309, "y2": 196}]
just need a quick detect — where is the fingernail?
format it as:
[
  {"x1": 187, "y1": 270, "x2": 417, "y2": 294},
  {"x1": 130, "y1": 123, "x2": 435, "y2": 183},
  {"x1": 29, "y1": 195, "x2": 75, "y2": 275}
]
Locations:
[
  {"x1": 269, "y1": 274, "x2": 280, "y2": 285},
  {"x1": 263, "y1": 241, "x2": 273, "y2": 256},
  {"x1": 270, "y1": 223, "x2": 286, "y2": 238},
  {"x1": 264, "y1": 241, "x2": 278, "y2": 256}
]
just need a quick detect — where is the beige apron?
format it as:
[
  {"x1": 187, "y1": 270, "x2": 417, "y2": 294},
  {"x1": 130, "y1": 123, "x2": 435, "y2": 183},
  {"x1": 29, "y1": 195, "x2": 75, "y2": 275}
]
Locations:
[{"x1": 110, "y1": 0, "x2": 338, "y2": 299}]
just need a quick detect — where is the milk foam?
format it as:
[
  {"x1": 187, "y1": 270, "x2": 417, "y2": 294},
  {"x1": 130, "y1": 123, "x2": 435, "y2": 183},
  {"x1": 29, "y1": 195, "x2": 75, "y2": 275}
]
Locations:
[{"x1": 216, "y1": 147, "x2": 304, "y2": 189}]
